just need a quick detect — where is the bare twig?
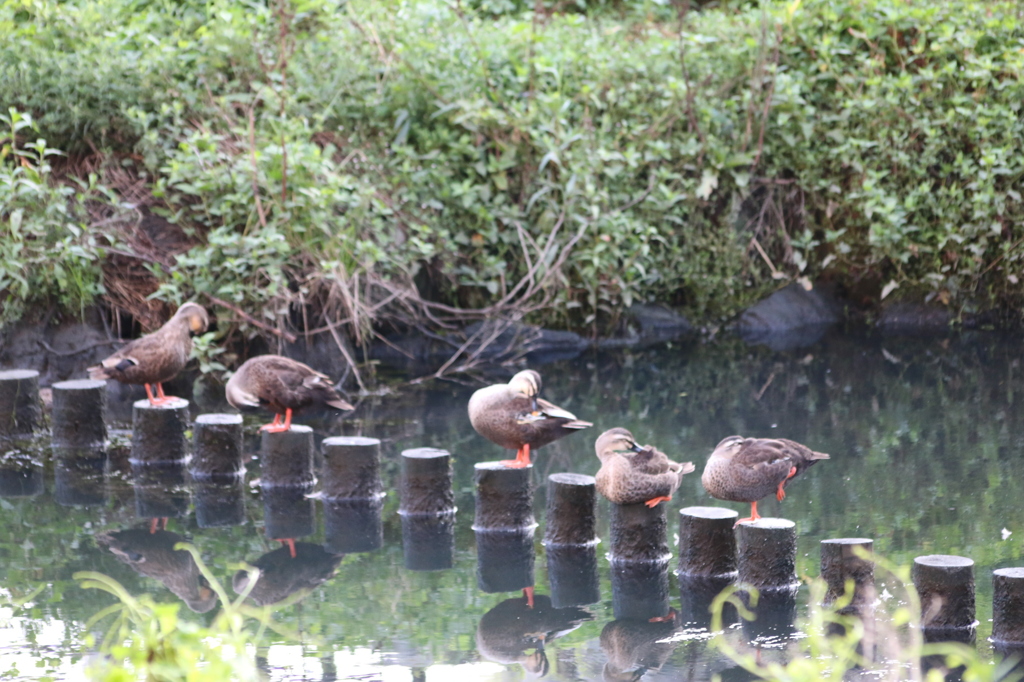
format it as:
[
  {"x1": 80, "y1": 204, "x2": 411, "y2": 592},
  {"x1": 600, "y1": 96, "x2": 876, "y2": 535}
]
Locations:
[{"x1": 203, "y1": 292, "x2": 297, "y2": 342}]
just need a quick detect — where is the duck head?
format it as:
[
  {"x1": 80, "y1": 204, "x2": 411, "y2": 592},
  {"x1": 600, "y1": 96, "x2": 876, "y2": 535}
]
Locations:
[
  {"x1": 710, "y1": 435, "x2": 746, "y2": 459},
  {"x1": 595, "y1": 427, "x2": 644, "y2": 460},
  {"x1": 173, "y1": 302, "x2": 210, "y2": 336}
]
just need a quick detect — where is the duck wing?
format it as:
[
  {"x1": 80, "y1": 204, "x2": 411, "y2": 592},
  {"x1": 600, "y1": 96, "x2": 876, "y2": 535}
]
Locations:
[
  {"x1": 252, "y1": 357, "x2": 352, "y2": 410},
  {"x1": 528, "y1": 397, "x2": 593, "y2": 429},
  {"x1": 732, "y1": 438, "x2": 827, "y2": 481}
]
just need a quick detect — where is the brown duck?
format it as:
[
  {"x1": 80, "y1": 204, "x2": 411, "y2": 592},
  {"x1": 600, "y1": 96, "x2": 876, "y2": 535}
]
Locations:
[
  {"x1": 225, "y1": 355, "x2": 354, "y2": 433},
  {"x1": 595, "y1": 428, "x2": 695, "y2": 508},
  {"x1": 701, "y1": 435, "x2": 829, "y2": 526},
  {"x1": 88, "y1": 302, "x2": 209, "y2": 406},
  {"x1": 468, "y1": 369, "x2": 592, "y2": 468},
  {"x1": 96, "y1": 527, "x2": 217, "y2": 613}
]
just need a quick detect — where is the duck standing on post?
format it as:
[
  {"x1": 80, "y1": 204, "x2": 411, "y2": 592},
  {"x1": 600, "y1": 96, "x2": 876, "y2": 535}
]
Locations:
[
  {"x1": 88, "y1": 302, "x2": 210, "y2": 406},
  {"x1": 225, "y1": 355, "x2": 354, "y2": 433},
  {"x1": 701, "y1": 436, "x2": 829, "y2": 526},
  {"x1": 468, "y1": 369, "x2": 592, "y2": 468},
  {"x1": 595, "y1": 428, "x2": 696, "y2": 508}
]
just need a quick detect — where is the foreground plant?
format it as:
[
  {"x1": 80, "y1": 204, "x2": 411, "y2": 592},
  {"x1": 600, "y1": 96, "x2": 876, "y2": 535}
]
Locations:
[
  {"x1": 75, "y1": 544, "x2": 304, "y2": 681},
  {"x1": 710, "y1": 553, "x2": 1022, "y2": 682}
]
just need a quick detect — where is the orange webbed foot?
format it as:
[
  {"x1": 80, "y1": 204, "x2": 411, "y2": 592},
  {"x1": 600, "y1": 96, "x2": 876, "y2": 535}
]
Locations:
[
  {"x1": 648, "y1": 608, "x2": 676, "y2": 623},
  {"x1": 500, "y1": 444, "x2": 531, "y2": 469},
  {"x1": 776, "y1": 466, "x2": 797, "y2": 501},
  {"x1": 523, "y1": 586, "x2": 535, "y2": 609},
  {"x1": 275, "y1": 538, "x2": 297, "y2": 558},
  {"x1": 644, "y1": 495, "x2": 672, "y2": 508},
  {"x1": 734, "y1": 501, "x2": 761, "y2": 528}
]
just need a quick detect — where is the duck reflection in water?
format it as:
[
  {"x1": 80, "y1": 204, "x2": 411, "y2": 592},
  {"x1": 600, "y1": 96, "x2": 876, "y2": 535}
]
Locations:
[
  {"x1": 233, "y1": 542, "x2": 343, "y2": 606},
  {"x1": 96, "y1": 527, "x2": 217, "y2": 613},
  {"x1": 476, "y1": 593, "x2": 592, "y2": 678},
  {"x1": 600, "y1": 611, "x2": 681, "y2": 682}
]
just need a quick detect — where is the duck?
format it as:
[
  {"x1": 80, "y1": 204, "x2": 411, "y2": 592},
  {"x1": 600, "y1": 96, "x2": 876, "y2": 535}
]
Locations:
[
  {"x1": 701, "y1": 435, "x2": 830, "y2": 526},
  {"x1": 233, "y1": 542, "x2": 343, "y2": 606},
  {"x1": 595, "y1": 428, "x2": 696, "y2": 508},
  {"x1": 96, "y1": 527, "x2": 217, "y2": 613},
  {"x1": 468, "y1": 369, "x2": 592, "y2": 468},
  {"x1": 476, "y1": 593, "x2": 592, "y2": 678},
  {"x1": 599, "y1": 614, "x2": 680, "y2": 682},
  {"x1": 225, "y1": 354, "x2": 354, "y2": 433},
  {"x1": 88, "y1": 302, "x2": 209, "y2": 406}
]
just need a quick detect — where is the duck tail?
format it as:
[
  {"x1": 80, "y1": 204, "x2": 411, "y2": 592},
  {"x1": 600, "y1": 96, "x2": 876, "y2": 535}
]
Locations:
[
  {"x1": 680, "y1": 461, "x2": 696, "y2": 475},
  {"x1": 563, "y1": 419, "x2": 593, "y2": 430},
  {"x1": 87, "y1": 364, "x2": 112, "y2": 381},
  {"x1": 808, "y1": 450, "x2": 830, "y2": 460}
]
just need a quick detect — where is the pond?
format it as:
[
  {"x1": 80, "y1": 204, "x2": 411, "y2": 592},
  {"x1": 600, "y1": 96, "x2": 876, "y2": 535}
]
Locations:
[{"x1": 1, "y1": 329, "x2": 1022, "y2": 680}]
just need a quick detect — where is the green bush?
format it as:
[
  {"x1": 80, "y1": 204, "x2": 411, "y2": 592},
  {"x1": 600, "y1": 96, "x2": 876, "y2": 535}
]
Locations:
[
  {"x1": 1, "y1": 0, "x2": 1022, "y2": 335},
  {"x1": 0, "y1": 109, "x2": 110, "y2": 325}
]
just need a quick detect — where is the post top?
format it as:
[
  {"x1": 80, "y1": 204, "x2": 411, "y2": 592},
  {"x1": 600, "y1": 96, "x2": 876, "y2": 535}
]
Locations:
[
  {"x1": 261, "y1": 424, "x2": 313, "y2": 434},
  {"x1": 821, "y1": 537, "x2": 874, "y2": 546},
  {"x1": 548, "y1": 472, "x2": 595, "y2": 486},
  {"x1": 195, "y1": 413, "x2": 243, "y2": 425},
  {"x1": 323, "y1": 436, "x2": 381, "y2": 447},
  {"x1": 737, "y1": 517, "x2": 796, "y2": 530},
  {"x1": 0, "y1": 369, "x2": 39, "y2": 380},
  {"x1": 401, "y1": 447, "x2": 451, "y2": 459},
  {"x1": 133, "y1": 397, "x2": 190, "y2": 410},
  {"x1": 53, "y1": 379, "x2": 107, "y2": 391},
  {"x1": 475, "y1": 461, "x2": 532, "y2": 471},
  {"x1": 994, "y1": 567, "x2": 1024, "y2": 579},
  {"x1": 680, "y1": 506, "x2": 739, "y2": 520},
  {"x1": 914, "y1": 554, "x2": 974, "y2": 569}
]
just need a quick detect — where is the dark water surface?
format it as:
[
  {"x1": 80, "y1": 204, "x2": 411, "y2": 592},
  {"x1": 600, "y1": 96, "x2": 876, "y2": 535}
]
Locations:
[{"x1": 1, "y1": 330, "x2": 1022, "y2": 680}]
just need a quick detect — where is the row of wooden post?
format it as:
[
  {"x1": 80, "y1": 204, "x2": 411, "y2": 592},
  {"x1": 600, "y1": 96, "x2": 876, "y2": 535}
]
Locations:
[{"x1": 3, "y1": 370, "x2": 1024, "y2": 648}]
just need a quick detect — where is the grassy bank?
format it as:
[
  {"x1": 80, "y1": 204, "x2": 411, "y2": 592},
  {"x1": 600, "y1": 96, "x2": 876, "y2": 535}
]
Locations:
[{"x1": 2, "y1": 0, "x2": 1022, "y2": 348}]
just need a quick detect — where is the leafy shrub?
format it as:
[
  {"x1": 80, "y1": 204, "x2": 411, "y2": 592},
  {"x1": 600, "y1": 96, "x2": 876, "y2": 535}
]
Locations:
[
  {"x1": 0, "y1": 109, "x2": 110, "y2": 324},
  {"x1": 1, "y1": 0, "x2": 1022, "y2": 337}
]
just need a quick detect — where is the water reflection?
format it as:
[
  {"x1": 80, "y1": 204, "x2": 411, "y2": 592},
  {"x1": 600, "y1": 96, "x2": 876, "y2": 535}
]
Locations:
[
  {"x1": 234, "y1": 542, "x2": 343, "y2": 607},
  {"x1": 96, "y1": 527, "x2": 217, "y2": 613},
  {"x1": 4, "y1": 331, "x2": 1024, "y2": 679},
  {"x1": 476, "y1": 594, "x2": 592, "y2": 678},
  {"x1": 599, "y1": 614, "x2": 680, "y2": 682}
]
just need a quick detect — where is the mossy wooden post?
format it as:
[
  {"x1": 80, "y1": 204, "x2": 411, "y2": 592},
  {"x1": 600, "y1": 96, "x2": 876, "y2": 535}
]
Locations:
[
  {"x1": 0, "y1": 370, "x2": 41, "y2": 442},
  {"x1": 52, "y1": 379, "x2": 107, "y2": 448},
  {"x1": 131, "y1": 398, "x2": 190, "y2": 464},
  {"x1": 400, "y1": 448, "x2": 455, "y2": 516},
  {"x1": 913, "y1": 554, "x2": 976, "y2": 642},
  {"x1": 608, "y1": 502, "x2": 670, "y2": 564},
  {"x1": 321, "y1": 436, "x2": 382, "y2": 500},
  {"x1": 473, "y1": 462, "x2": 535, "y2": 532},
  {"x1": 820, "y1": 538, "x2": 874, "y2": 612},
  {"x1": 260, "y1": 426, "x2": 314, "y2": 487},
  {"x1": 736, "y1": 518, "x2": 799, "y2": 641},
  {"x1": 190, "y1": 414, "x2": 243, "y2": 479},
  {"x1": 544, "y1": 473, "x2": 597, "y2": 547},
  {"x1": 679, "y1": 506, "x2": 738, "y2": 578}
]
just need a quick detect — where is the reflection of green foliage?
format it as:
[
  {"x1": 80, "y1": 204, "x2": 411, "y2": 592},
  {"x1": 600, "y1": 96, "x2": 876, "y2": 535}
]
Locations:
[
  {"x1": 77, "y1": 543, "x2": 302, "y2": 681},
  {"x1": 1, "y1": 336, "x2": 1024, "y2": 677},
  {"x1": 710, "y1": 554, "x2": 1021, "y2": 682}
]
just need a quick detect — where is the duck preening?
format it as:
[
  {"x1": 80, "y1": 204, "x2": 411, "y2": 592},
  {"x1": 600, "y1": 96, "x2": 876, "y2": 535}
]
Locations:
[
  {"x1": 88, "y1": 302, "x2": 209, "y2": 406},
  {"x1": 468, "y1": 369, "x2": 592, "y2": 468},
  {"x1": 225, "y1": 355, "x2": 354, "y2": 433},
  {"x1": 595, "y1": 428, "x2": 696, "y2": 508},
  {"x1": 701, "y1": 435, "x2": 830, "y2": 526}
]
